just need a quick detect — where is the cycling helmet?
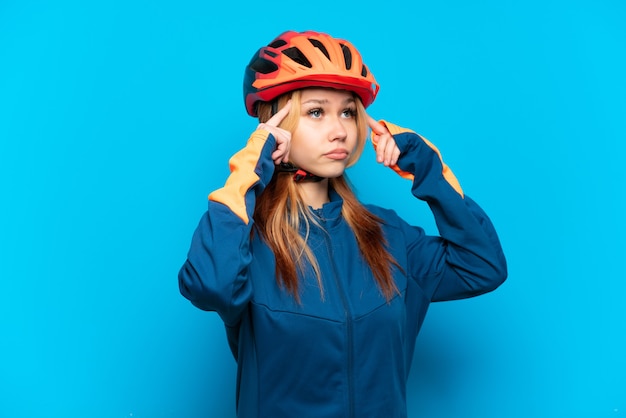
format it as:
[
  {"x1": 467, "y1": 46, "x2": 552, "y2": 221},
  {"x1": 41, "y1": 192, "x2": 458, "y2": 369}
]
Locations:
[{"x1": 243, "y1": 30, "x2": 379, "y2": 117}]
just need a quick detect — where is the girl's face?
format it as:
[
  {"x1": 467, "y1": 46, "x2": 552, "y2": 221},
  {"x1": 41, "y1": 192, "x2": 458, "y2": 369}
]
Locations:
[{"x1": 290, "y1": 88, "x2": 359, "y2": 178}]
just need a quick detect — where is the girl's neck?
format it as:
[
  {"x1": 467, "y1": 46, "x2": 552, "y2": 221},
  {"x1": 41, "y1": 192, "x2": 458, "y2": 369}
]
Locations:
[{"x1": 297, "y1": 178, "x2": 330, "y2": 209}]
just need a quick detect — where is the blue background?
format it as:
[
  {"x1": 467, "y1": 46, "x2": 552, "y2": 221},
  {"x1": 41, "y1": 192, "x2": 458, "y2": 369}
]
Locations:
[{"x1": 1, "y1": 0, "x2": 624, "y2": 417}]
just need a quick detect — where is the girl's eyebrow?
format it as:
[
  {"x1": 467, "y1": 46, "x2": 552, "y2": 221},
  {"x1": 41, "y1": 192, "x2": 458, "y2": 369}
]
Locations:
[{"x1": 302, "y1": 99, "x2": 328, "y2": 106}]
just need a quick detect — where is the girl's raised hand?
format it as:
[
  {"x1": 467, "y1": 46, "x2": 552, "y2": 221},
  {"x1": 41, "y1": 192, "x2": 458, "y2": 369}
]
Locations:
[
  {"x1": 367, "y1": 115, "x2": 400, "y2": 167},
  {"x1": 256, "y1": 100, "x2": 292, "y2": 165}
]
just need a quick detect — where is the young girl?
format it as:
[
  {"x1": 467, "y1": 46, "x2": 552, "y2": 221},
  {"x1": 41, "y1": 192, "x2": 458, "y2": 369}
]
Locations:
[{"x1": 179, "y1": 30, "x2": 507, "y2": 418}]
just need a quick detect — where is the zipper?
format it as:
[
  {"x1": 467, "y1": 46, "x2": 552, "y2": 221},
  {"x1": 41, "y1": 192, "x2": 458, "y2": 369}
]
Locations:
[{"x1": 317, "y1": 211, "x2": 355, "y2": 418}]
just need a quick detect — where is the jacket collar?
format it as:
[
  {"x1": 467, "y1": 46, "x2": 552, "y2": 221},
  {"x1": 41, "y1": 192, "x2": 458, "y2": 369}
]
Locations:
[{"x1": 308, "y1": 188, "x2": 343, "y2": 229}]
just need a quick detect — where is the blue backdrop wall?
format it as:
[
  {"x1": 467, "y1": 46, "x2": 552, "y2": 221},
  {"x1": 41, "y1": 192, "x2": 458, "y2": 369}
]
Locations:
[{"x1": 1, "y1": 0, "x2": 624, "y2": 417}]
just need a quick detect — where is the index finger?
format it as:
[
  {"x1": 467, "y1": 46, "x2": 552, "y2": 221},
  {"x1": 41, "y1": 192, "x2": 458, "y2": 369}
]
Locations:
[
  {"x1": 265, "y1": 100, "x2": 292, "y2": 127},
  {"x1": 366, "y1": 115, "x2": 388, "y2": 135}
]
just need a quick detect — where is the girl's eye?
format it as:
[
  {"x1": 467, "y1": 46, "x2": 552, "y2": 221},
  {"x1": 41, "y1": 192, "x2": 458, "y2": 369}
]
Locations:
[
  {"x1": 342, "y1": 108, "x2": 357, "y2": 118},
  {"x1": 308, "y1": 108, "x2": 323, "y2": 118}
]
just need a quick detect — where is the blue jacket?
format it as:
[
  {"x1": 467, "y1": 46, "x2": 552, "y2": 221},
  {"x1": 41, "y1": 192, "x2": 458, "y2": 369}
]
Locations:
[{"x1": 178, "y1": 121, "x2": 507, "y2": 418}]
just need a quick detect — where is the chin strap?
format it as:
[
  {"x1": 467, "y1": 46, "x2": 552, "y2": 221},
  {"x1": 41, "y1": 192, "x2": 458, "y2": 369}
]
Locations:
[{"x1": 276, "y1": 163, "x2": 324, "y2": 183}]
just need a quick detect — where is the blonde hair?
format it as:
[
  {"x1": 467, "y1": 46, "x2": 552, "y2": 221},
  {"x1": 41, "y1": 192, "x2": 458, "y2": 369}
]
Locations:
[{"x1": 253, "y1": 89, "x2": 399, "y2": 302}]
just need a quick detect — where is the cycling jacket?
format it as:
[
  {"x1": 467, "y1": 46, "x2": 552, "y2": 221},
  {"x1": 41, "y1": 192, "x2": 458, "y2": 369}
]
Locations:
[{"x1": 178, "y1": 121, "x2": 507, "y2": 418}]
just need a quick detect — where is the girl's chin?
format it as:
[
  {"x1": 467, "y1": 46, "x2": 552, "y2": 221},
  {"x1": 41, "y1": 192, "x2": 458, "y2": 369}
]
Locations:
[
  {"x1": 300, "y1": 164, "x2": 347, "y2": 180},
  {"x1": 307, "y1": 170, "x2": 345, "y2": 179}
]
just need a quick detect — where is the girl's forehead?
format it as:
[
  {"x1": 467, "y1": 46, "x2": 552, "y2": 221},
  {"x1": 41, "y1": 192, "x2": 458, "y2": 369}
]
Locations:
[{"x1": 299, "y1": 88, "x2": 354, "y2": 102}]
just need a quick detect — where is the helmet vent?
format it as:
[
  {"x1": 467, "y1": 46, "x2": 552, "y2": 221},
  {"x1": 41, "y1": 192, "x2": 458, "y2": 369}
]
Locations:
[
  {"x1": 282, "y1": 47, "x2": 312, "y2": 68},
  {"x1": 361, "y1": 65, "x2": 368, "y2": 77},
  {"x1": 340, "y1": 44, "x2": 352, "y2": 70},
  {"x1": 269, "y1": 39, "x2": 287, "y2": 48},
  {"x1": 249, "y1": 57, "x2": 279, "y2": 75},
  {"x1": 308, "y1": 39, "x2": 330, "y2": 60}
]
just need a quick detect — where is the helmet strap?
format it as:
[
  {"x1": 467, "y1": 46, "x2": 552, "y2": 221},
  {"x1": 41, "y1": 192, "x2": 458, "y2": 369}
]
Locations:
[{"x1": 276, "y1": 162, "x2": 324, "y2": 183}]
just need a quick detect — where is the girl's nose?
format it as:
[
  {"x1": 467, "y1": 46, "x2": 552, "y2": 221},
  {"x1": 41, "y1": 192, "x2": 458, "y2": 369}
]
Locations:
[{"x1": 329, "y1": 117, "x2": 348, "y2": 141}]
